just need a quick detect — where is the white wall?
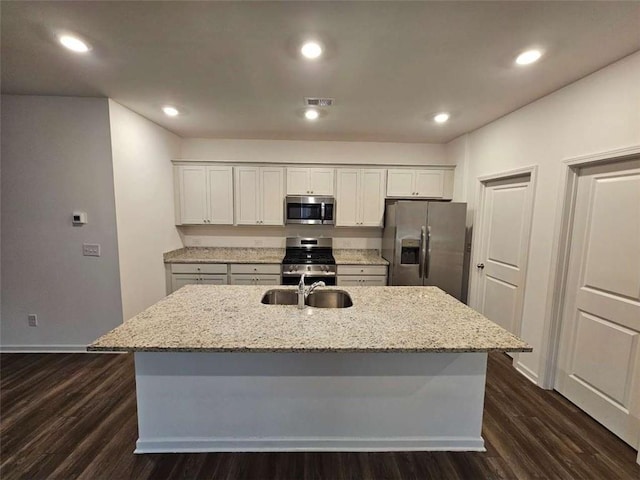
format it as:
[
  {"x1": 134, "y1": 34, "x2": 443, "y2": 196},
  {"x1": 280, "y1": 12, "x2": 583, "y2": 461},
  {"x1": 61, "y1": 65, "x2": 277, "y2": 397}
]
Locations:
[
  {"x1": 449, "y1": 52, "x2": 640, "y2": 385},
  {"x1": 180, "y1": 138, "x2": 448, "y2": 166},
  {"x1": 1, "y1": 95, "x2": 123, "y2": 351},
  {"x1": 108, "y1": 100, "x2": 183, "y2": 321}
]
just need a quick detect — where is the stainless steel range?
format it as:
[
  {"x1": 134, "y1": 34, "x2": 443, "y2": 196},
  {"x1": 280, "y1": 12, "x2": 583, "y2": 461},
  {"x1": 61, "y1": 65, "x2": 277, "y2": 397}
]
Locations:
[{"x1": 281, "y1": 237, "x2": 336, "y2": 286}]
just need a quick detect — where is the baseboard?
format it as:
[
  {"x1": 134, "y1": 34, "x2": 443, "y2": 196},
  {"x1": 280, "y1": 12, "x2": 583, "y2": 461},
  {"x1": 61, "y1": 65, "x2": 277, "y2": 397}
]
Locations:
[
  {"x1": 516, "y1": 361, "x2": 539, "y2": 385},
  {"x1": 135, "y1": 436, "x2": 486, "y2": 454},
  {"x1": 0, "y1": 344, "x2": 123, "y2": 353}
]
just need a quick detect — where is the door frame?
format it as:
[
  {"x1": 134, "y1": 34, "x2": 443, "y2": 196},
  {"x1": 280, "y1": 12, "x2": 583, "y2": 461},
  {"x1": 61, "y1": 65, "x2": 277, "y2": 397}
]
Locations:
[
  {"x1": 541, "y1": 145, "x2": 640, "y2": 390},
  {"x1": 469, "y1": 165, "x2": 538, "y2": 377}
]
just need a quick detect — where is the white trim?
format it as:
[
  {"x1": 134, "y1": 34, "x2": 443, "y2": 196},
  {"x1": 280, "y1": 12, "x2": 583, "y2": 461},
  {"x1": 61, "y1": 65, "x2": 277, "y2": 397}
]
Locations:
[
  {"x1": 515, "y1": 361, "x2": 539, "y2": 385},
  {"x1": 135, "y1": 436, "x2": 486, "y2": 454},
  {"x1": 0, "y1": 345, "x2": 124, "y2": 353},
  {"x1": 540, "y1": 144, "x2": 640, "y2": 389}
]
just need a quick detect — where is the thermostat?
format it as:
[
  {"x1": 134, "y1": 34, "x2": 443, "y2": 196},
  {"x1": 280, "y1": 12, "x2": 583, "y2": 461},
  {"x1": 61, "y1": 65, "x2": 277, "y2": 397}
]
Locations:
[{"x1": 72, "y1": 211, "x2": 88, "y2": 226}]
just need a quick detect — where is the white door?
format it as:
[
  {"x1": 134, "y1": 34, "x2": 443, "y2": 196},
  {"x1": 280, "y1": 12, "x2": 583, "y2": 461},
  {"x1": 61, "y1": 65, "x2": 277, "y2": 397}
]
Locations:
[
  {"x1": 260, "y1": 167, "x2": 284, "y2": 225},
  {"x1": 171, "y1": 274, "x2": 200, "y2": 292},
  {"x1": 234, "y1": 167, "x2": 259, "y2": 225},
  {"x1": 254, "y1": 276, "x2": 281, "y2": 286},
  {"x1": 199, "y1": 275, "x2": 228, "y2": 286},
  {"x1": 309, "y1": 168, "x2": 335, "y2": 195},
  {"x1": 178, "y1": 166, "x2": 207, "y2": 224},
  {"x1": 473, "y1": 174, "x2": 534, "y2": 338},
  {"x1": 337, "y1": 277, "x2": 362, "y2": 287},
  {"x1": 286, "y1": 168, "x2": 309, "y2": 195},
  {"x1": 555, "y1": 158, "x2": 640, "y2": 448},
  {"x1": 360, "y1": 169, "x2": 386, "y2": 227},
  {"x1": 386, "y1": 169, "x2": 414, "y2": 197},
  {"x1": 336, "y1": 169, "x2": 359, "y2": 226},
  {"x1": 207, "y1": 166, "x2": 233, "y2": 225},
  {"x1": 414, "y1": 170, "x2": 444, "y2": 198}
]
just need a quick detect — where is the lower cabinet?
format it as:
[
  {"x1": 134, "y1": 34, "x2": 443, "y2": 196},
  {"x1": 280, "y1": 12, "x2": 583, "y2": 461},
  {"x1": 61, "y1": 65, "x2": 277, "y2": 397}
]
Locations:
[
  {"x1": 170, "y1": 264, "x2": 229, "y2": 292},
  {"x1": 229, "y1": 263, "x2": 281, "y2": 286},
  {"x1": 336, "y1": 265, "x2": 388, "y2": 286}
]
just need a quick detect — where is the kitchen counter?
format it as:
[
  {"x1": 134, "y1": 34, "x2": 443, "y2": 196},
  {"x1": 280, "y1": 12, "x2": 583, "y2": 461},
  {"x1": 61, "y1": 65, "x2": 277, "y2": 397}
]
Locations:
[
  {"x1": 163, "y1": 247, "x2": 285, "y2": 264},
  {"x1": 333, "y1": 249, "x2": 389, "y2": 265},
  {"x1": 89, "y1": 285, "x2": 530, "y2": 353},
  {"x1": 90, "y1": 284, "x2": 531, "y2": 454},
  {"x1": 163, "y1": 247, "x2": 388, "y2": 266}
]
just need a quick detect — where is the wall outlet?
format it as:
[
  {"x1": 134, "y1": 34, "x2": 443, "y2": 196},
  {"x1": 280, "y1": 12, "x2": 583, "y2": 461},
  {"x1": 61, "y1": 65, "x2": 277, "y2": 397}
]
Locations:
[
  {"x1": 83, "y1": 243, "x2": 101, "y2": 257},
  {"x1": 28, "y1": 314, "x2": 38, "y2": 327}
]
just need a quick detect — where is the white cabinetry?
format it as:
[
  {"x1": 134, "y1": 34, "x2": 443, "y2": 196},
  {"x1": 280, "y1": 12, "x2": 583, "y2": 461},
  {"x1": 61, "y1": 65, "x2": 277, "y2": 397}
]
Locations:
[
  {"x1": 387, "y1": 168, "x2": 453, "y2": 199},
  {"x1": 175, "y1": 166, "x2": 234, "y2": 225},
  {"x1": 286, "y1": 168, "x2": 335, "y2": 195},
  {"x1": 336, "y1": 169, "x2": 386, "y2": 227},
  {"x1": 170, "y1": 264, "x2": 228, "y2": 292},
  {"x1": 229, "y1": 264, "x2": 281, "y2": 285},
  {"x1": 336, "y1": 265, "x2": 388, "y2": 286},
  {"x1": 234, "y1": 167, "x2": 285, "y2": 225}
]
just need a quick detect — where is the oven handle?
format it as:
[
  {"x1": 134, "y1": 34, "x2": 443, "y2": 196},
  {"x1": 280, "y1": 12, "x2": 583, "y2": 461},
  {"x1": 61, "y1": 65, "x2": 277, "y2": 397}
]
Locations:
[{"x1": 282, "y1": 271, "x2": 336, "y2": 277}]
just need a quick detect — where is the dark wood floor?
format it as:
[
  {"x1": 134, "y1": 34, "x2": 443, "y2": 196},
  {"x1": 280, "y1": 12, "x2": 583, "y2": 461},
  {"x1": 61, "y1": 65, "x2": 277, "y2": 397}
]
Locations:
[{"x1": 1, "y1": 352, "x2": 638, "y2": 480}]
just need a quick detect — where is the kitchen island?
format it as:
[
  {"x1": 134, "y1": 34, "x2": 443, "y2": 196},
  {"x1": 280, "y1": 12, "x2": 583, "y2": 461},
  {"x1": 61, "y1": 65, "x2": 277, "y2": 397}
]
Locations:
[{"x1": 89, "y1": 285, "x2": 531, "y2": 453}]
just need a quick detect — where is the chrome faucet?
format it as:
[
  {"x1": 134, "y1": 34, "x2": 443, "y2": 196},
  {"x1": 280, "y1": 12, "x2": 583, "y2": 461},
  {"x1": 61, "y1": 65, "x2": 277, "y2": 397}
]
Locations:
[{"x1": 297, "y1": 273, "x2": 325, "y2": 309}]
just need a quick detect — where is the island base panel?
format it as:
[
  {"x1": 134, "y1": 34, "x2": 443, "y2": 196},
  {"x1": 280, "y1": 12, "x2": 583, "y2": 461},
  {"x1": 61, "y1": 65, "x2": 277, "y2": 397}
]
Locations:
[{"x1": 133, "y1": 352, "x2": 487, "y2": 453}]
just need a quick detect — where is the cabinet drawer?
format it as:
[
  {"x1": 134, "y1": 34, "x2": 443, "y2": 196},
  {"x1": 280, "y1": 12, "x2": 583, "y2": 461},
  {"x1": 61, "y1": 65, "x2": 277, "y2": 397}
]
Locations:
[
  {"x1": 337, "y1": 265, "x2": 387, "y2": 276},
  {"x1": 171, "y1": 263, "x2": 227, "y2": 274},
  {"x1": 171, "y1": 273, "x2": 228, "y2": 291},
  {"x1": 230, "y1": 264, "x2": 281, "y2": 275},
  {"x1": 229, "y1": 274, "x2": 281, "y2": 285},
  {"x1": 337, "y1": 276, "x2": 387, "y2": 286}
]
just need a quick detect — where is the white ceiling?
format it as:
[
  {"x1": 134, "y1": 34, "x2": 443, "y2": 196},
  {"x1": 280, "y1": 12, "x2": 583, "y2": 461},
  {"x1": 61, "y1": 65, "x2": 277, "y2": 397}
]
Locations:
[{"x1": 2, "y1": 1, "x2": 639, "y2": 143}]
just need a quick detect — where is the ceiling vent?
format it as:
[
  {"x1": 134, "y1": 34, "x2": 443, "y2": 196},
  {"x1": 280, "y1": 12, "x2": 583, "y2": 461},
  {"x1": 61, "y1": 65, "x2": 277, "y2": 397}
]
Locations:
[{"x1": 305, "y1": 97, "x2": 334, "y2": 107}]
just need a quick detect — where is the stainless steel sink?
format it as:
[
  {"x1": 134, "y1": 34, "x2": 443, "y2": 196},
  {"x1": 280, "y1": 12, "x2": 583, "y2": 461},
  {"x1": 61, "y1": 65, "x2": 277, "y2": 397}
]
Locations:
[
  {"x1": 306, "y1": 290, "x2": 353, "y2": 308},
  {"x1": 261, "y1": 289, "x2": 298, "y2": 305},
  {"x1": 260, "y1": 289, "x2": 353, "y2": 308}
]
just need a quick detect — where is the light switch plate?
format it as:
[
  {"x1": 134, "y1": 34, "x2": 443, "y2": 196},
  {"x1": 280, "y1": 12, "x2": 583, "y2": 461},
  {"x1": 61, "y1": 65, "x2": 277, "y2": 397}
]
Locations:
[
  {"x1": 83, "y1": 243, "x2": 101, "y2": 257},
  {"x1": 28, "y1": 314, "x2": 38, "y2": 327}
]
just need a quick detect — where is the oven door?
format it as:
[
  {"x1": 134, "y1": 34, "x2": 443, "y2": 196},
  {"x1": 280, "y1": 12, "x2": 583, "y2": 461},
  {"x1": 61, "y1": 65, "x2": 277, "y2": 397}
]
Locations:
[
  {"x1": 285, "y1": 196, "x2": 335, "y2": 225},
  {"x1": 282, "y1": 274, "x2": 337, "y2": 286}
]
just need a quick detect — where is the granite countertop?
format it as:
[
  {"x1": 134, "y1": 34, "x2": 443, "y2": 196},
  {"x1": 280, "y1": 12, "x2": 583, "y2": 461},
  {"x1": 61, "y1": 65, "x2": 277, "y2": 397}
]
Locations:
[
  {"x1": 164, "y1": 247, "x2": 388, "y2": 266},
  {"x1": 333, "y1": 249, "x2": 389, "y2": 266},
  {"x1": 88, "y1": 285, "x2": 531, "y2": 353},
  {"x1": 164, "y1": 247, "x2": 285, "y2": 264}
]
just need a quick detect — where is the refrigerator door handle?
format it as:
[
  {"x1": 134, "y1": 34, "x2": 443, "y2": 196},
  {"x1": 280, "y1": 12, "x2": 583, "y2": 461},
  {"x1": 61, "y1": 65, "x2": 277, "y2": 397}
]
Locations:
[
  {"x1": 419, "y1": 226, "x2": 427, "y2": 278},
  {"x1": 425, "y1": 225, "x2": 432, "y2": 278}
]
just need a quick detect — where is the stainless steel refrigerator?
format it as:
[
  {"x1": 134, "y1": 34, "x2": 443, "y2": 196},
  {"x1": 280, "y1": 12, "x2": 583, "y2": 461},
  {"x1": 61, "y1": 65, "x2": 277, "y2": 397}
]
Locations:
[{"x1": 382, "y1": 200, "x2": 467, "y2": 300}]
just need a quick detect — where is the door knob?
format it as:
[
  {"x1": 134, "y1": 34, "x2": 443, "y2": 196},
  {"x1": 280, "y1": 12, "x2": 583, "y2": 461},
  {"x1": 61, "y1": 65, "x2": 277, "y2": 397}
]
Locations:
[{"x1": 477, "y1": 263, "x2": 485, "y2": 269}]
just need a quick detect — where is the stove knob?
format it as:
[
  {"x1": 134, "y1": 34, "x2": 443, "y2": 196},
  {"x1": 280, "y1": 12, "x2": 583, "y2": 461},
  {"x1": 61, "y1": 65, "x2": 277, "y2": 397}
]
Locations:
[
  {"x1": 307, "y1": 266, "x2": 311, "y2": 271},
  {"x1": 293, "y1": 266, "x2": 299, "y2": 272},
  {"x1": 288, "y1": 266, "x2": 294, "y2": 273}
]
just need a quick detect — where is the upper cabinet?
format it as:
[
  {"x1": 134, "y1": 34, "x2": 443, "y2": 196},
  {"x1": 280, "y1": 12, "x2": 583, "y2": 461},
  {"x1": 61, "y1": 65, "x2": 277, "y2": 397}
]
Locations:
[
  {"x1": 286, "y1": 168, "x2": 335, "y2": 196},
  {"x1": 386, "y1": 168, "x2": 454, "y2": 199},
  {"x1": 336, "y1": 168, "x2": 386, "y2": 227},
  {"x1": 234, "y1": 166, "x2": 285, "y2": 225},
  {"x1": 174, "y1": 166, "x2": 233, "y2": 225}
]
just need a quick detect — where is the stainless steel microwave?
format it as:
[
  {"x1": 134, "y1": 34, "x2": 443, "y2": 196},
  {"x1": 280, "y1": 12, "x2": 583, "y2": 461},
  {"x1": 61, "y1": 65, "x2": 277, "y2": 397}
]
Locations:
[{"x1": 285, "y1": 196, "x2": 335, "y2": 225}]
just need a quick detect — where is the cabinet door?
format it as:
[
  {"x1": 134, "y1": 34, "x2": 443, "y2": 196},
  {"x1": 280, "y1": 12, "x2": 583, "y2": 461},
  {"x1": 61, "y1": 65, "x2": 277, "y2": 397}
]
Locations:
[
  {"x1": 336, "y1": 277, "x2": 362, "y2": 287},
  {"x1": 360, "y1": 276, "x2": 387, "y2": 286},
  {"x1": 260, "y1": 167, "x2": 285, "y2": 225},
  {"x1": 229, "y1": 275, "x2": 256, "y2": 285},
  {"x1": 177, "y1": 166, "x2": 207, "y2": 224},
  {"x1": 286, "y1": 168, "x2": 310, "y2": 195},
  {"x1": 254, "y1": 275, "x2": 281, "y2": 286},
  {"x1": 386, "y1": 169, "x2": 414, "y2": 197},
  {"x1": 207, "y1": 166, "x2": 234, "y2": 224},
  {"x1": 171, "y1": 274, "x2": 201, "y2": 292},
  {"x1": 199, "y1": 275, "x2": 228, "y2": 285},
  {"x1": 415, "y1": 170, "x2": 444, "y2": 198},
  {"x1": 336, "y1": 169, "x2": 360, "y2": 226},
  {"x1": 234, "y1": 167, "x2": 260, "y2": 225},
  {"x1": 309, "y1": 168, "x2": 335, "y2": 195},
  {"x1": 360, "y1": 169, "x2": 386, "y2": 227}
]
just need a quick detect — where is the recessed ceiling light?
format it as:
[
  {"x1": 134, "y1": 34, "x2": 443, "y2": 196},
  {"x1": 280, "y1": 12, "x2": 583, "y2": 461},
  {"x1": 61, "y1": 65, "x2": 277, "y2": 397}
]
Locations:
[
  {"x1": 304, "y1": 109, "x2": 319, "y2": 121},
  {"x1": 162, "y1": 106, "x2": 180, "y2": 117},
  {"x1": 434, "y1": 112, "x2": 450, "y2": 124},
  {"x1": 301, "y1": 41, "x2": 322, "y2": 59},
  {"x1": 59, "y1": 34, "x2": 90, "y2": 53},
  {"x1": 515, "y1": 49, "x2": 542, "y2": 66}
]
